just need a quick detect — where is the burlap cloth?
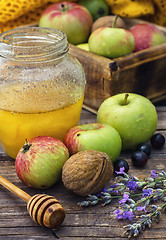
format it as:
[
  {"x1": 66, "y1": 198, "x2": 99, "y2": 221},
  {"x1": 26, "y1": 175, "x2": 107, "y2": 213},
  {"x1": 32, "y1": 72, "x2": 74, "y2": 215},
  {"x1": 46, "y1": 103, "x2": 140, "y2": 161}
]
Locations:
[{"x1": 0, "y1": 0, "x2": 165, "y2": 34}]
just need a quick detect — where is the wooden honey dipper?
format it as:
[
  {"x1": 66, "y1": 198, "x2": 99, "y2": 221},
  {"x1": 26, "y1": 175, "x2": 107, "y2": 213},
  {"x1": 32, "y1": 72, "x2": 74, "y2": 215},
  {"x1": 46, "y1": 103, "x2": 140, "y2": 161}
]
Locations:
[{"x1": 0, "y1": 175, "x2": 66, "y2": 229}]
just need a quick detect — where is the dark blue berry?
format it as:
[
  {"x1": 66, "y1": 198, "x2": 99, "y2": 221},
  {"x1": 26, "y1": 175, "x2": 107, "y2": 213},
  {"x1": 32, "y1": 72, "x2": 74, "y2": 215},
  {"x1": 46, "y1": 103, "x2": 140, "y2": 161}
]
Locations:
[
  {"x1": 137, "y1": 142, "x2": 151, "y2": 156},
  {"x1": 113, "y1": 159, "x2": 129, "y2": 173},
  {"x1": 131, "y1": 151, "x2": 148, "y2": 168},
  {"x1": 150, "y1": 133, "x2": 165, "y2": 149}
]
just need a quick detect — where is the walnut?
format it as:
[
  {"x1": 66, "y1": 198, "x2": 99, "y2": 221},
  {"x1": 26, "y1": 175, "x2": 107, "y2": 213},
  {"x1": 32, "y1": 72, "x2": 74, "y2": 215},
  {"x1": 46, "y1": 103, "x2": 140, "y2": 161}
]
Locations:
[{"x1": 62, "y1": 150, "x2": 114, "y2": 196}]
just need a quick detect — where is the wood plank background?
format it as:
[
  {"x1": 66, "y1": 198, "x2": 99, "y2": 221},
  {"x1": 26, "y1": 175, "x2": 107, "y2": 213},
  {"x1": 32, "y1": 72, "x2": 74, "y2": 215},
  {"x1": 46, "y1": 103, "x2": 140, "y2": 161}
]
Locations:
[{"x1": 0, "y1": 106, "x2": 165, "y2": 240}]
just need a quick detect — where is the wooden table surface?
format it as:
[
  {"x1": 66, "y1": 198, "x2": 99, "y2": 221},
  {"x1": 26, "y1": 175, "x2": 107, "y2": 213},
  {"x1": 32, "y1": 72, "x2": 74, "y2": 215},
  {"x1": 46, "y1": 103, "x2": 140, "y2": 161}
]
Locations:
[{"x1": 0, "y1": 105, "x2": 166, "y2": 240}]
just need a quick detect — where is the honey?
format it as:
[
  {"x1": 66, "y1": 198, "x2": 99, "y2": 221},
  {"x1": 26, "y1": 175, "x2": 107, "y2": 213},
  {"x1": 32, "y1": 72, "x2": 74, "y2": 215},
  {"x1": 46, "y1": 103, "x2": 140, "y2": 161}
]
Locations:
[
  {"x1": 0, "y1": 96, "x2": 84, "y2": 159},
  {"x1": 0, "y1": 28, "x2": 86, "y2": 158}
]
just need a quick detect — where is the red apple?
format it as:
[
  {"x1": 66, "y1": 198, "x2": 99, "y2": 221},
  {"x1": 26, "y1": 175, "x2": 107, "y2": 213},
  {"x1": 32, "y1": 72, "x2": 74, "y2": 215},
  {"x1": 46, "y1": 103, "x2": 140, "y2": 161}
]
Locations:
[
  {"x1": 63, "y1": 123, "x2": 122, "y2": 163},
  {"x1": 129, "y1": 23, "x2": 166, "y2": 52},
  {"x1": 39, "y1": 1, "x2": 93, "y2": 45},
  {"x1": 15, "y1": 136, "x2": 69, "y2": 189}
]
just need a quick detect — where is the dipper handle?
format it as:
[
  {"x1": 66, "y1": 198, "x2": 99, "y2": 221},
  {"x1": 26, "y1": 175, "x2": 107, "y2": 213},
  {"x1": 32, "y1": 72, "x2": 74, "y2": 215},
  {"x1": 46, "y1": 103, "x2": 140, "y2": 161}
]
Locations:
[
  {"x1": 0, "y1": 175, "x2": 65, "y2": 229},
  {"x1": 0, "y1": 175, "x2": 31, "y2": 202}
]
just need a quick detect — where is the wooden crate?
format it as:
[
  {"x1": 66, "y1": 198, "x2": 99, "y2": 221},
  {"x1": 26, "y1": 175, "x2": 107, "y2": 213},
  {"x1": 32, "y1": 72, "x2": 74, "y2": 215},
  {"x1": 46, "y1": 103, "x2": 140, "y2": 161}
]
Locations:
[{"x1": 69, "y1": 18, "x2": 166, "y2": 112}]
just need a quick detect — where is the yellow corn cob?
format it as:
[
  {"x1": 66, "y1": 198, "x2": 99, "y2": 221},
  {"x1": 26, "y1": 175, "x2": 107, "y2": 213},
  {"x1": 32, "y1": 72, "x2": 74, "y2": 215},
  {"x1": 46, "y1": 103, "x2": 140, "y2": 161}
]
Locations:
[
  {"x1": 105, "y1": 0, "x2": 154, "y2": 18},
  {"x1": 150, "y1": 0, "x2": 166, "y2": 26},
  {"x1": 106, "y1": 0, "x2": 166, "y2": 26}
]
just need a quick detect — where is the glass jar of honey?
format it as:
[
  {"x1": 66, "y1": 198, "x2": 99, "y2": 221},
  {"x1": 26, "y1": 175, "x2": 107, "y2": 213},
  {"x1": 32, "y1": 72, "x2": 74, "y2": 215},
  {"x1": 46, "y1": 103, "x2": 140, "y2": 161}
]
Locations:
[{"x1": 0, "y1": 27, "x2": 86, "y2": 159}]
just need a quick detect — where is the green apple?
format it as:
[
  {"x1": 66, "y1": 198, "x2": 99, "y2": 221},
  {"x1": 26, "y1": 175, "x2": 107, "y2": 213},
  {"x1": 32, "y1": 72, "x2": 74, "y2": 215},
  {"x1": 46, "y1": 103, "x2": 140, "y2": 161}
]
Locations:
[
  {"x1": 15, "y1": 136, "x2": 69, "y2": 189},
  {"x1": 97, "y1": 93, "x2": 158, "y2": 150},
  {"x1": 78, "y1": 0, "x2": 110, "y2": 21},
  {"x1": 63, "y1": 123, "x2": 122, "y2": 163},
  {"x1": 76, "y1": 43, "x2": 89, "y2": 51},
  {"x1": 88, "y1": 26, "x2": 135, "y2": 58}
]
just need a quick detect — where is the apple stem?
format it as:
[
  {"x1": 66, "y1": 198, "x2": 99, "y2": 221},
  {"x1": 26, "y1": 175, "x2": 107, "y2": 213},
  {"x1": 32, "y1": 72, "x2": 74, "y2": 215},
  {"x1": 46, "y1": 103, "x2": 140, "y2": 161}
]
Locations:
[
  {"x1": 123, "y1": 93, "x2": 129, "y2": 105},
  {"x1": 60, "y1": 3, "x2": 68, "y2": 12},
  {"x1": 112, "y1": 15, "x2": 118, "y2": 28}
]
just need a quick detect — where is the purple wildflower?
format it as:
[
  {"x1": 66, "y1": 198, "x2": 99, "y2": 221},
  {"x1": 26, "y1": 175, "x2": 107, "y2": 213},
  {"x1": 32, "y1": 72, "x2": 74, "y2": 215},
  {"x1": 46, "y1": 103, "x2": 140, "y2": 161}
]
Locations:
[
  {"x1": 162, "y1": 170, "x2": 166, "y2": 175},
  {"x1": 114, "y1": 209, "x2": 135, "y2": 221},
  {"x1": 127, "y1": 180, "x2": 138, "y2": 191},
  {"x1": 150, "y1": 170, "x2": 158, "y2": 179},
  {"x1": 142, "y1": 188, "x2": 153, "y2": 197},
  {"x1": 136, "y1": 205, "x2": 147, "y2": 213},
  {"x1": 102, "y1": 184, "x2": 119, "y2": 195},
  {"x1": 109, "y1": 184, "x2": 119, "y2": 194},
  {"x1": 123, "y1": 211, "x2": 135, "y2": 221},
  {"x1": 111, "y1": 184, "x2": 118, "y2": 188},
  {"x1": 115, "y1": 167, "x2": 125, "y2": 175},
  {"x1": 119, "y1": 193, "x2": 130, "y2": 204},
  {"x1": 114, "y1": 209, "x2": 123, "y2": 220},
  {"x1": 102, "y1": 187, "x2": 108, "y2": 193}
]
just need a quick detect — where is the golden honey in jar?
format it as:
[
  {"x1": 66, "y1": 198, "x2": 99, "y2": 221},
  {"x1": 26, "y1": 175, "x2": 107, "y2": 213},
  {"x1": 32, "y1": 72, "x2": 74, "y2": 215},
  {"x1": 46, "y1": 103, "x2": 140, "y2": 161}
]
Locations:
[{"x1": 0, "y1": 27, "x2": 86, "y2": 159}]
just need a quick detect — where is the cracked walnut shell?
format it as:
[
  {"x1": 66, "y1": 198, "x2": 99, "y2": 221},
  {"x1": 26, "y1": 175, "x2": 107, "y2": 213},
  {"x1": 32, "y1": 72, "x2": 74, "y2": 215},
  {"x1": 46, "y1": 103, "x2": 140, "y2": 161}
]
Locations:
[{"x1": 62, "y1": 150, "x2": 114, "y2": 196}]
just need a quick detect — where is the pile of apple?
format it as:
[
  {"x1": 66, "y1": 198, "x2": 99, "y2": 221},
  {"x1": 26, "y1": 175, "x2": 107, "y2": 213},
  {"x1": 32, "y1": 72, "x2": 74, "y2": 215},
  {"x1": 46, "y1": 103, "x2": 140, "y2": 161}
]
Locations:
[
  {"x1": 39, "y1": 0, "x2": 166, "y2": 59},
  {"x1": 15, "y1": 93, "x2": 166, "y2": 192},
  {"x1": 14, "y1": 0, "x2": 166, "y2": 190}
]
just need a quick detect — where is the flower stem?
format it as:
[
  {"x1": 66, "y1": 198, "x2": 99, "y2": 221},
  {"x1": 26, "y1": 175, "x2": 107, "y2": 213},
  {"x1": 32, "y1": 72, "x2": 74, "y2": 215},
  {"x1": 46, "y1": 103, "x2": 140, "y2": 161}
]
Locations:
[{"x1": 140, "y1": 202, "x2": 166, "y2": 225}]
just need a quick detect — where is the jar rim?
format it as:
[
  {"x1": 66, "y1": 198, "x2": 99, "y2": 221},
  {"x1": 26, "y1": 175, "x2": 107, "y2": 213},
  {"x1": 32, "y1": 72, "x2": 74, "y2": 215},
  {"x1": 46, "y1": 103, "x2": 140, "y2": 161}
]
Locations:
[{"x1": 0, "y1": 27, "x2": 68, "y2": 61}]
